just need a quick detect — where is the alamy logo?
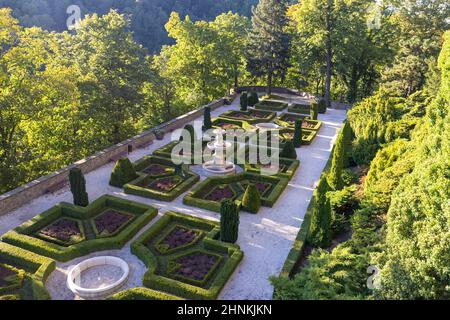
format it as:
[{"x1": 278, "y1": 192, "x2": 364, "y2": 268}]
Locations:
[
  {"x1": 367, "y1": 265, "x2": 381, "y2": 290},
  {"x1": 66, "y1": 5, "x2": 81, "y2": 30}
]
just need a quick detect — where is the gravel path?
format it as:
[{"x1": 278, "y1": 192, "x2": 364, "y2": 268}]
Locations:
[{"x1": 0, "y1": 94, "x2": 347, "y2": 300}]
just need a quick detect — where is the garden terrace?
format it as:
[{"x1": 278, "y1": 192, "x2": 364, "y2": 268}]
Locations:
[
  {"x1": 0, "y1": 242, "x2": 55, "y2": 300},
  {"x1": 1, "y1": 195, "x2": 157, "y2": 262},
  {"x1": 288, "y1": 103, "x2": 311, "y2": 115},
  {"x1": 125, "y1": 156, "x2": 199, "y2": 201},
  {"x1": 218, "y1": 109, "x2": 277, "y2": 124},
  {"x1": 183, "y1": 172, "x2": 289, "y2": 213},
  {"x1": 210, "y1": 118, "x2": 256, "y2": 141},
  {"x1": 131, "y1": 211, "x2": 243, "y2": 300},
  {"x1": 276, "y1": 113, "x2": 323, "y2": 131},
  {"x1": 254, "y1": 99, "x2": 288, "y2": 112}
]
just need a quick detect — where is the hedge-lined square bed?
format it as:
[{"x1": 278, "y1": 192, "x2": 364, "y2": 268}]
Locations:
[
  {"x1": 0, "y1": 242, "x2": 55, "y2": 300},
  {"x1": 254, "y1": 99, "x2": 288, "y2": 112},
  {"x1": 1, "y1": 195, "x2": 157, "y2": 262},
  {"x1": 281, "y1": 129, "x2": 317, "y2": 145},
  {"x1": 218, "y1": 109, "x2": 276, "y2": 124},
  {"x1": 275, "y1": 113, "x2": 323, "y2": 131},
  {"x1": 183, "y1": 172, "x2": 289, "y2": 213},
  {"x1": 153, "y1": 140, "x2": 211, "y2": 164},
  {"x1": 125, "y1": 156, "x2": 199, "y2": 201},
  {"x1": 131, "y1": 211, "x2": 243, "y2": 300},
  {"x1": 288, "y1": 103, "x2": 311, "y2": 115},
  {"x1": 244, "y1": 157, "x2": 300, "y2": 180}
]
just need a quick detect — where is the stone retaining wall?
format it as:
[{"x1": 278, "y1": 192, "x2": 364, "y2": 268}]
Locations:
[{"x1": 0, "y1": 96, "x2": 233, "y2": 216}]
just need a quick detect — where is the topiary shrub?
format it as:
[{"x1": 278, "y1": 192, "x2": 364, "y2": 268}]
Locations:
[
  {"x1": 154, "y1": 129, "x2": 165, "y2": 140},
  {"x1": 69, "y1": 168, "x2": 89, "y2": 207},
  {"x1": 280, "y1": 140, "x2": 297, "y2": 159},
  {"x1": 293, "y1": 120, "x2": 302, "y2": 148},
  {"x1": 203, "y1": 106, "x2": 212, "y2": 131},
  {"x1": 308, "y1": 174, "x2": 332, "y2": 248},
  {"x1": 220, "y1": 200, "x2": 240, "y2": 243},
  {"x1": 248, "y1": 90, "x2": 259, "y2": 107},
  {"x1": 179, "y1": 124, "x2": 196, "y2": 144},
  {"x1": 109, "y1": 158, "x2": 138, "y2": 188},
  {"x1": 310, "y1": 102, "x2": 319, "y2": 120},
  {"x1": 241, "y1": 184, "x2": 261, "y2": 214},
  {"x1": 318, "y1": 98, "x2": 327, "y2": 113},
  {"x1": 240, "y1": 92, "x2": 248, "y2": 111}
]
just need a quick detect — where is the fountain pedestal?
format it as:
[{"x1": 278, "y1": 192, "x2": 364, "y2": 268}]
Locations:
[{"x1": 202, "y1": 128, "x2": 236, "y2": 175}]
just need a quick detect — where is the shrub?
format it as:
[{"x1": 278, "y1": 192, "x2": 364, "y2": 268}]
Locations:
[
  {"x1": 179, "y1": 124, "x2": 196, "y2": 144},
  {"x1": 280, "y1": 141, "x2": 297, "y2": 159},
  {"x1": 109, "y1": 288, "x2": 183, "y2": 300},
  {"x1": 154, "y1": 129, "x2": 165, "y2": 140},
  {"x1": 109, "y1": 158, "x2": 138, "y2": 188},
  {"x1": 240, "y1": 92, "x2": 248, "y2": 111},
  {"x1": 310, "y1": 102, "x2": 318, "y2": 120},
  {"x1": 308, "y1": 174, "x2": 332, "y2": 248},
  {"x1": 69, "y1": 168, "x2": 89, "y2": 207},
  {"x1": 203, "y1": 106, "x2": 212, "y2": 130},
  {"x1": 293, "y1": 120, "x2": 302, "y2": 148},
  {"x1": 220, "y1": 201, "x2": 240, "y2": 243},
  {"x1": 328, "y1": 127, "x2": 345, "y2": 190},
  {"x1": 248, "y1": 90, "x2": 259, "y2": 106},
  {"x1": 241, "y1": 184, "x2": 261, "y2": 214},
  {"x1": 318, "y1": 98, "x2": 327, "y2": 113}
]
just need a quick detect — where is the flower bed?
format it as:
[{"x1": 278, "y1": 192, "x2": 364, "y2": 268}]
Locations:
[
  {"x1": 281, "y1": 129, "x2": 317, "y2": 145},
  {"x1": 244, "y1": 157, "x2": 300, "y2": 180},
  {"x1": 183, "y1": 172, "x2": 289, "y2": 213},
  {"x1": 210, "y1": 118, "x2": 256, "y2": 141},
  {"x1": 154, "y1": 225, "x2": 203, "y2": 255},
  {"x1": 276, "y1": 113, "x2": 322, "y2": 131},
  {"x1": 218, "y1": 109, "x2": 276, "y2": 124},
  {"x1": 36, "y1": 218, "x2": 84, "y2": 246},
  {"x1": 131, "y1": 211, "x2": 243, "y2": 300},
  {"x1": 287, "y1": 103, "x2": 311, "y2": 115},
  {"x1": 254, "y1": 99, "x2": 288, "y2": 112},
  {"x1": 1, "y1": 195, "x2": 157, "y2": 262}
]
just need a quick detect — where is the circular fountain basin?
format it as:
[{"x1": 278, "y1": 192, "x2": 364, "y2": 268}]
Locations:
[{"x1": 67, "y1": 256, "x2": 129, "y2": 299}]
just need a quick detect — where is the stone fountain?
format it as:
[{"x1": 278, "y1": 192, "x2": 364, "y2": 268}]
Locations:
[{"x1": 202, "y1": 128, "x2": 236, "y2": 175}]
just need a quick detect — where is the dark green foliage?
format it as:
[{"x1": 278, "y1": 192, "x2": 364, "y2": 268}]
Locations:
[
  {"x1": 308, "y1": 175, "x2": 332, "y2": 248},
  {"x1": 280, "y1": 141, "x2": 297, "y2": 159},
  {"x1": 179, "y1": 124, "x2": 196, "y2": 144},
  {"x1": 154, "y1": 129, "x2": 165, "y2": 140},
  {"x1": 109, "y1": 288, "x2": 183, "y2": 300},
  {"x1": 318, "y1": 98, "x2": 327, "y2": 113},
  {"x1": 328, "y1": 126, "x2": 346, "y2": 190},
  {"x1": 241, "y1": 184, "x2": 261, "y2": 214},
  {"x1": 203, "y1": 106, "x2": 212, "y2": 130},
  {"x1": 341, "y1": 122, "x2": 352, "y2": 167},
  {"x1": 310, "y1": 102, "x2": 318, "y2": 120},
  {"x1": 240, "y1": 92, "x2": 248, "y2": 111},
  {"x1": 293, "y1": 120, "x2": 302, "y2": 148},
  {"x1": 69, "y1": 168, "x2": 89, "y2": 207},
  {"x1": 109, "y1": 158, "x2": 138, "y2": 188},
  {"x1": 220, "y1": 201, "x2": 240, "y2": 243},
  {"x1": 248, "y1": 90, "x2": 259, "y2": 106}
]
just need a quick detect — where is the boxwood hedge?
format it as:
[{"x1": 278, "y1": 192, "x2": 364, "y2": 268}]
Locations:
[{"x1": 254, "y1": 99, "x2": 288, "y2": 112}]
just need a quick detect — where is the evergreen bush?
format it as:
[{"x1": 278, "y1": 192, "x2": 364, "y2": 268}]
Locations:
[
  {"x1": 240, "y1": 92, "x2": 248, "y2": 111},
  {"x1": 318, "y1": 98, "x2": 327, "y2": 113},
  {"x1": 220, "y1": 200, "x2": 240, "y2": 243},
  {"x1": 241, "y1": 184, "x2": 261, "y2": 214},
  {"x1": 310, "y1": 102, "x2": 319, "y2": 120},
  {"x1": 69, "y1": 168, "x2": 89, "y2": 207},
  {"x1": 280, "y1": 140, "x2": 297, "y2": 159},
  {"x1": 308, "y1": 174, "x2": 332, "y2": 248},
  {"x1": 293, "y1": 120, "x2": 302, "y2": 148},
  {"x1": 203, "y1": 106, "x2": 212, "y2": 130},
  {"x1": 248, "y1": 90, "x2": 259, "y2": 106},
  {"x1": 109, "y1": 158, "x2": 138, "y2": 188}
]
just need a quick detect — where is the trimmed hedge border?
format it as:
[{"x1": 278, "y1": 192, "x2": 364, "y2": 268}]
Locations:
[
  {"x1": 244, "y1": 157, "x2": 300, "y2": 180},
  {"x1": 0, "y1": 242, "x2": 55, "y2": 300},
  {"x1": 183, "y1": 172, "x2": 289, "y2": 213},
  {"x1": 288, "y1": 103, "x2": 311, "y2": 115},
  {"x1": 218, "y1": 109, "x2": 277, "y2": 124},
  {"x1": 254, "y1": 99, "x2": 288, "y2": 112},
  {"x1": 276, "y1": 113, "x2": 323, "y2": 131},
  {"x1": 1, "y1": 195, "x2": 158, "y2": 262},
  {"x1": 131, "y1": 211, "x2": 243, "y2": 300},
  {"x1": 108, "y1": 287, "x2": 184, "y2": 300}
]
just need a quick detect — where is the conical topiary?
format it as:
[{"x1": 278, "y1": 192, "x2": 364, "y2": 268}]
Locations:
[
  {"x1": 179, "y1": 124, "x2": 196, "y2": 144},
  {"x1": 280, "y1": 140, "x2": 297, "y2": 159},
  {"x1": 69, "y1": 167, "x2": 89, "y2": 207},
  {"x1": 220, "y1": 200, "x2": 240, "y2": 243},
  {"x1": 240, "y1": 92, "x2": 248, "y2": 111},
  {"x1": 203, "y1": 106, "x2": 212, "y2": 131},
  {"x1": 109, "y1": 158, "x2": 138, "y2": 188},
  {"x1": 318, "y1": 98, "x2": 327, "y2": 113},
  {"x1": 242, "y1": 184, "x2": 261, "y2": 214},
  {"x1": 293, "y1": 120, "x2": 303, "y2": 148},
  {"x1": 248, "y1": 90, "x2": 259, "y2": 107},
  {"x1": 308, "y1": 174, "x2": 332, "y2": 247},
  {"x1": 310, "y1": 102, "x2": 319, "y2": 120}
]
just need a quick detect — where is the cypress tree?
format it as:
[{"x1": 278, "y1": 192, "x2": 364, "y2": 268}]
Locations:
[
  {"x1": 69, "y1": 168, "x2": 89, "y2": 207},
  {"x1": 109, "y1": 158, "x2": 138, "y2": 188},
  {"x1": 308, "y1": 174, "x2": 332, "y2": 248},
  {"x1": 280, "y1": 140, "x2": 297, "y2": 159},
  {"x1": 318, "y1": 98, "x2": 327, "y2": 113},
  {"x1": 328, "y1": 126, "x2": 345, "y2": 190},
  {"x1": 248, "y1": 90, "x2": 259, "y2": 107},
  {"x1": 310, "y1": 102, "x2": 319, "y2": 120},
  {"x1": 293, "y1": 120, "x2": 303, "y2": 148},
  {"x1": 240, "y1": 92, "x2": 248, "y2": 111},
  {"x1": 242, "y1": 184, "x2": 261, "y2": 214},
  {"x1": 203, "y1": 106, "x2": 212, "y2": 130},
  {"x1": 220, "y1": 200, "x2": 240, "y2": 243},
  {"x1": 246, "y1": 0, "x2": 291, "y2": 95},
  {"x1": 341, "y1": 121, "x2": 352, "y2": 167}
]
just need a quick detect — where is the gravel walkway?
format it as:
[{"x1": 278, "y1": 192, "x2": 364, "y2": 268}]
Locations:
[{"x1": 0, "y1": 94, "x2": 347, "y2": 300}]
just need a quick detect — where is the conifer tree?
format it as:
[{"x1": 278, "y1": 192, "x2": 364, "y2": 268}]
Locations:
[
  {"x1": 328, "y1": 127, "x2": 345, "y2": 190},
  {"x1": 69, "y1": 168, "x2": 89, "y2": 207},
  {"x1": 203, "y1": 106, "x2": 212, "y2": 130},
  {"x1": 308, "y1": 174, "x2": 333, "y2": 247},
  {"x1": 293, "y1": 120, "x2": 303, "y2": 148},
  {"x1": 220, "y1": 200, "x2": 240, "y2": 243},
  {"x1": 280, "y1": 140, "x2": 297, "y2": 159},
  {"x1": 240, "y1": 92, "x2": 248, "y2": 111}
]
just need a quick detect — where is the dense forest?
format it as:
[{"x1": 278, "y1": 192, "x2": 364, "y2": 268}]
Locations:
[{"x1": 0, "y1": 0, "x2": 449, "y2": 300}]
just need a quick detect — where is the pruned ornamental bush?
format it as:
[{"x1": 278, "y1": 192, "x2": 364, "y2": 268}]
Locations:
[
  {"x1": 280, "y1": 140, "x2": 297, "y2": 159},
  {"x1": 310, "y1": 102, "x2": 319, "y2": 120},
  {"x1": 293, "y1": 120, "x2": 302, "y2": 148},
  {"x1": 241, "y1": 184, "x2": 261, "y2": 214},
  {"x1": 240, "y1": 92, "x2": 248, "y2": 111},
  {"x1": 180, "y1": 124, "x2": 196, "y2": 144},
  {"x1": 220, "y1": 200, "x2": 240, "y2": 243},
  {"x1": 69, "y1": 168, "x2": 89, "y2": 207},
  {"x1": 110, "y1": 158, "x2": 138, "y2": 188},
  {"x1": 248, "y1": 90, "x2": 259, "y2": 106},
  {"x1": 203, "y1": 106, "x2": 212, "y2": 130},
  {"x1": 318, "y1": 98, "x2": 327, "y2": 113},
  {"x1": 154, "y1": 129, "x2": 165, "y2": 140},
  {"x1": 308, "y1": 174, "x2": 332, "y2": 248}
]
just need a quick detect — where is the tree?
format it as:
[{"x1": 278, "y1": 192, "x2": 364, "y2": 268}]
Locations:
[
  {"x1": 109, "y1": 158, "x2": 138, "y2": 188},
  {"x1": 203, "y1": 106, "x2": 212, "y2": 130},
  {"x1": 280, "y1": 140, "x2": 297, "y2": 159},
  {"x1": 220, "y1": 200, "x2": 240, "y2": 243},
  {"x1": 310, "y1": 102, "x2": 319, "y2": 120},
  {"x1": 246, "y1": 0, "x2": 290, "y2": 95},
  {"x1": 248, "y1": 90, "x2": 259, "y2": 106},
  {"x1": 328, "y1": 124, "x2": 347, "y2": 190},
  {"x1": 308, "y1": 174, "x2": 333, "y2": 247},
  {"x1": 293, "y1": 120, "x2": 302, "y2": 148},
  {"x1": 318, "y1": 98, "x2": 327, "y2": 113},
  {"x1": 242, "y1": 184, "x2": 261, "y2": 213},
  {"x1": 240, "y1": 92, "x2": 248, "y2": 111},
  {"x1": 69, "y1": 167, "x2": 89, "y2": 207}
]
